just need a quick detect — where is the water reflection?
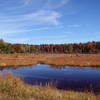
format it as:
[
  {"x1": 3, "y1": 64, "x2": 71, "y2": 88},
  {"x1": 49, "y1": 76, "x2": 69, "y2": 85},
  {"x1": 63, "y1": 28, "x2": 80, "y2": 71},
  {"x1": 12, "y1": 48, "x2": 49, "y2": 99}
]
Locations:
[{"x1": 0, "y1": 64, "x2": 100, "y2": 92}]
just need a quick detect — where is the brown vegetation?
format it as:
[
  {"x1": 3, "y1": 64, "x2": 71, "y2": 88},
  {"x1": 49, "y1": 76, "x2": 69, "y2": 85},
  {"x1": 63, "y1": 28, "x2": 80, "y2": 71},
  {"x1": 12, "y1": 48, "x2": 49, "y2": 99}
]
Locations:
[
  {"x1": 0, "y1": 73, "x2": 100, "y2": 100},
  {"x1": 0, "y1": 53, "x2": 100, "y2": 67}
]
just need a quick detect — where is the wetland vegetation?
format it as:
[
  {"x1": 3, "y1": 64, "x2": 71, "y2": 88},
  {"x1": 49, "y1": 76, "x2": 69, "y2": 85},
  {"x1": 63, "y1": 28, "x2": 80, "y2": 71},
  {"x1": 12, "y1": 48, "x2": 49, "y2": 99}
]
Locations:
[{"x1": 0, "y1": 40, "x2": 100, "y2": 100}]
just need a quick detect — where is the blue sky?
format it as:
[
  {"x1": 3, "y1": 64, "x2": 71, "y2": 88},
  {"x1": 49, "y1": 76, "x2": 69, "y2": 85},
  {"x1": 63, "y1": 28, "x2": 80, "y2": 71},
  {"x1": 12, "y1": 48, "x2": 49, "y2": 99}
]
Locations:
[{"x1": 0, "y1": 0, "x2": 100, "y2": 44}]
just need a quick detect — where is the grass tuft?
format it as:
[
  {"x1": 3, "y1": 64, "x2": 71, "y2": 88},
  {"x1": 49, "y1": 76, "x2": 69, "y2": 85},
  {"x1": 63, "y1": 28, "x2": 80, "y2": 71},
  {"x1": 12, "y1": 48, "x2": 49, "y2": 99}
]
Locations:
[{"x1": 0, "y1": 73, "x2": 99, "y2": 100}]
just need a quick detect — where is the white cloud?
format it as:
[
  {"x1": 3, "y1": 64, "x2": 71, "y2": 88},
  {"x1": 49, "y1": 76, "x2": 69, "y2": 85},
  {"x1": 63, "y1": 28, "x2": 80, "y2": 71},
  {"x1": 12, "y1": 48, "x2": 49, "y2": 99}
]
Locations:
[
  {"x1": 0, "y1": 27, "x2": 49, "y2": 35},
  {"x1": 21, "y1": 0, "x2": 70, "y2": 9},
  {"x1": 22, "y1": 0, "x2": 32, "y2": 6},
  {"x1": 26, "y1": 10, "x2": 61, "y2": 25},
  {"x1": 0, "y1": 0, "x2": 63, "y2": 38},
  {"x1": 45, "y1": 0, "x2": 70, "y2": 9},
  {"x1": 0, "y1": 10, "x2": 61, "y2": 25}
]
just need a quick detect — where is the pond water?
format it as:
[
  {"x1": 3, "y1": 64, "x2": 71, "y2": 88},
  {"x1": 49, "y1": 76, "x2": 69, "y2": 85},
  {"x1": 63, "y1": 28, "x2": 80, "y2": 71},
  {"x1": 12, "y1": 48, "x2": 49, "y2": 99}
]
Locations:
[{"x1": 0, "y1": 64, "x2": 100, "y2": 92}]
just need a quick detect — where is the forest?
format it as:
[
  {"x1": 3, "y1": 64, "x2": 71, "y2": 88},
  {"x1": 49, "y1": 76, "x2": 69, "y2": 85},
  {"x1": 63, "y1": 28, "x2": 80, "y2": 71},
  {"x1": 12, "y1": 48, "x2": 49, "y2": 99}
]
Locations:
[{"x1": 0, "y1": 39, "x2": 100, "y2": 54}]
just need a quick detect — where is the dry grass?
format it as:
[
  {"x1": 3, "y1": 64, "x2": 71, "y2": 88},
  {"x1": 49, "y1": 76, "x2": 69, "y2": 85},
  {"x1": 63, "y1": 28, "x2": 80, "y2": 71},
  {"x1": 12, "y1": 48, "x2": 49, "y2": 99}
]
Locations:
[
  {"x1": 0, "y1": 53, "x2": 100, "y2": 67},
  {"x1": 0, "y1": 73, "x2": 100, "y2": 100}
]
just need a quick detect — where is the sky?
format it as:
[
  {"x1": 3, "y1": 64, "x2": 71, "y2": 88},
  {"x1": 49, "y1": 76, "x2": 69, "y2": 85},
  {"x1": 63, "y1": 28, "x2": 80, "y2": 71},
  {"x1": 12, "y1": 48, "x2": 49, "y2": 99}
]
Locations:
[{"x1": 0, "y1": 0, "x2": 100, "y2": 44}]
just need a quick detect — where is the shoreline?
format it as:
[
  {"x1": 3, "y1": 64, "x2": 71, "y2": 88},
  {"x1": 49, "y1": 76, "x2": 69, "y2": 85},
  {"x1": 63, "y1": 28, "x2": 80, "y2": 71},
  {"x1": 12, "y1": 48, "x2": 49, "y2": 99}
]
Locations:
[
  {"x1": 0, "y1": 74, "x2": 100, "y2": 100},
  {"x1": 0, "y1": 53, "x2": 100, "y2": 67}
]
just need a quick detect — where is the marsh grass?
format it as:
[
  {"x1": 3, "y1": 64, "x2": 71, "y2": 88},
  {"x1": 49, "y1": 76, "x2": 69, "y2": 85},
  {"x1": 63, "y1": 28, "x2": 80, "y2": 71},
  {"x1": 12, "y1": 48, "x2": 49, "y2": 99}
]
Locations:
[
  {"x1": 0, "y1": 53, "x2": 100, "y2": 67},
  {"x1": 0, "y1": 73, "x2": 100, "y2": 100}
]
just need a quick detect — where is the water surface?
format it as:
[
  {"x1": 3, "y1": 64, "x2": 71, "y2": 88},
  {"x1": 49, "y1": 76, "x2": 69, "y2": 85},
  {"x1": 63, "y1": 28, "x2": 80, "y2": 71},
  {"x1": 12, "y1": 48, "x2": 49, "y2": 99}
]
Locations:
[{"x1": 0, "y1": 64, "x2": 100, "y2": 92}]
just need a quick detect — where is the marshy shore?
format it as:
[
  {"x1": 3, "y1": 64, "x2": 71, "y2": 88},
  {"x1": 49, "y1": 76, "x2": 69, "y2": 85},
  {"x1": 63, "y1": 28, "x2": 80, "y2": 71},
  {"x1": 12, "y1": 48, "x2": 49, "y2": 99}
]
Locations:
[
  {"x1": 0, "y1": 53, "x2": 100, "y2": 67},
  {"x1": 0, "y1": 73, "x2": 100, "y2": 100},
  {"x1": 0, "y1": 54, "x2": 100, "y2": 100}
]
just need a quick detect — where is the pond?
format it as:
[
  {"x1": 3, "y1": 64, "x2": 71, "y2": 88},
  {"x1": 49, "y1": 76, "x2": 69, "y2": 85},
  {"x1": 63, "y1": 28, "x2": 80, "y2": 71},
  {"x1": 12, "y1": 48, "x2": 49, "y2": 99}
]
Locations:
[{"x1": 0, "y1": 64, "x2": 100, "y2": 92}]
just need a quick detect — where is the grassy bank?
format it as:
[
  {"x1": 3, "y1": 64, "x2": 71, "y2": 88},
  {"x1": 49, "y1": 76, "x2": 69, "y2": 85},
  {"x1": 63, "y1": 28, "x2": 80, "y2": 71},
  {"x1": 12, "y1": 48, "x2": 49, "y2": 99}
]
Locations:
[
  {"x1": 0, "y1": 73, "x2": 100, "y2": 100},
  {"x1": 0, "y1": 53, "x2": 100, "y2": 67}
]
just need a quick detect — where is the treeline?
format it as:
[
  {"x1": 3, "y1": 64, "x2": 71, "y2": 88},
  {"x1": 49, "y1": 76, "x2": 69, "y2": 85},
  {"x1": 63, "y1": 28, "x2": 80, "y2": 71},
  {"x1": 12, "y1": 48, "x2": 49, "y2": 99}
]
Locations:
[{"x1": 0, "y1": 39, "x2": 100, "y2": 54}]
